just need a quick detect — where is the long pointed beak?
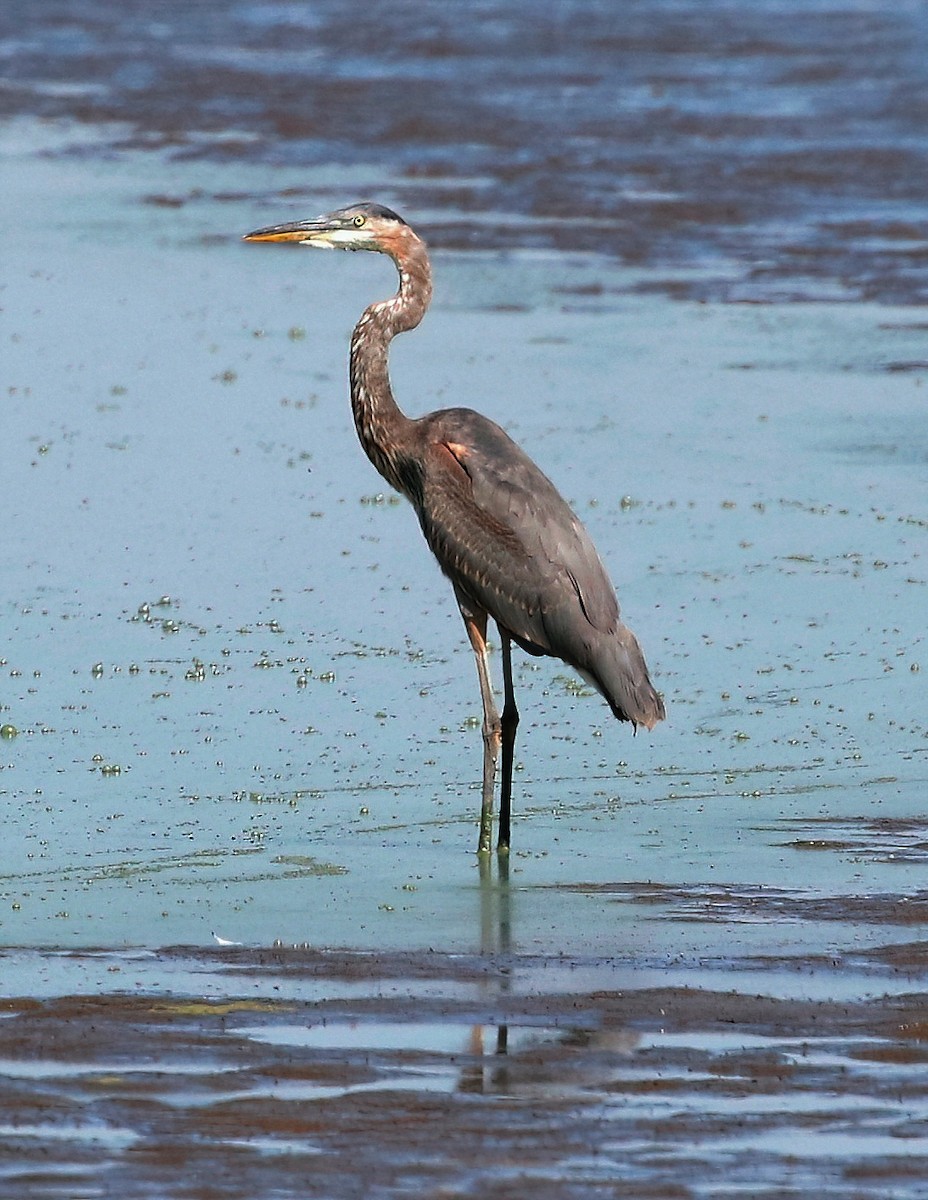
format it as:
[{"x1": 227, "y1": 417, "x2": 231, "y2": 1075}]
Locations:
[{"x1": 242, "y1": 218, "x2": 336, "y2": 245}]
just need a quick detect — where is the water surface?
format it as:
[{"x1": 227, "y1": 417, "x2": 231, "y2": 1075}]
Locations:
[{"x1": 2, "y1": 3, "x2": 927, "y2": 1195}]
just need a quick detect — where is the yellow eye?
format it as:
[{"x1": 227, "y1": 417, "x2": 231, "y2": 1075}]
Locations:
[{"x1": 353, "y1": 214, "x2": 366, "y2": 228}]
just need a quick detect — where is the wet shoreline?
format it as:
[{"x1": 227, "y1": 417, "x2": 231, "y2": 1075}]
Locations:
[
  {"x1": 3, "y1": 1, "x2": 928, "y2": 1192},
  {"x1": 3, "y1": 1, "x2": 928, "y2": 302},
  {"x1": 3, "y1": 943, "x2": 928, "y2": 1198}
]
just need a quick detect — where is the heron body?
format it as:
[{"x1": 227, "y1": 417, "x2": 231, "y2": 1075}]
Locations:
[{"x1": 244, "y1": 202, "x2": 664, "y2": 854}]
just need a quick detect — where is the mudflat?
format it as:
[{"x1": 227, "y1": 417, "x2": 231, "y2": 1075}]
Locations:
[{"x1": 2, "y1": 2, "x2": 928, "y2": 1194}]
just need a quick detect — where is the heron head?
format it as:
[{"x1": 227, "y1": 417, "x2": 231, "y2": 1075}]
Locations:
[{"x1": 243, "y1": 202, "x2": 409, "y2": 253}]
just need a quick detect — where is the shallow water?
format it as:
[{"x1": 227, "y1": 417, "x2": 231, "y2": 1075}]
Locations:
[
  {"x1": 3, "y1": 0, "x2": 928, "y2": 302},
  {"x1": 2, "y1": 2, "x2": 928, "y2": 1195},
  {"x1": 3, "y1": 144, "x2": 925, "y2": 957},
  {"x1": 3, "y1": 944, "x2": 928, "y2": 1198}
]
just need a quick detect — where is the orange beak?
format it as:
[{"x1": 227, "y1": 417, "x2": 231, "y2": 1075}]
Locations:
[{"x1": 242, "y1": 217, "x2": 337, "y2": 244}]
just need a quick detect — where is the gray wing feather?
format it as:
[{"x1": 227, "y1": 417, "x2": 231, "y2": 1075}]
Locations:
[
  {"x1": 404, "y1": 408, "x2": 663, "y2": 728},
  {"x1": 414, "y1": 408, "x2": 620, "y2": 651},
  {"x1": 400, "y1": 408, "x2": 662, "y2": 724}
]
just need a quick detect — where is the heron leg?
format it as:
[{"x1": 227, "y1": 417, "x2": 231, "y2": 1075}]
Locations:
[
  {"x1": 498, "y1": 630, "x2": 519, "y2": 853},
  {"x1": 459, "y1": 603, "x2": 500, "y2": 855}
]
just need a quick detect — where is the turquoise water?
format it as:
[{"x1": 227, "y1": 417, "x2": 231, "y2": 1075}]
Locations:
[
  {"x1": 2, "y1": 14, "x2": 928, "y2": 1186},
  {"x1": 2, "y1": 137, "x2": 925, "y2": 962}
]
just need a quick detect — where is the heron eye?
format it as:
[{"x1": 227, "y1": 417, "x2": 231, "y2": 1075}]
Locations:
[{"x1": 353, "y1": 214, "x2": 366, "y2": 228}]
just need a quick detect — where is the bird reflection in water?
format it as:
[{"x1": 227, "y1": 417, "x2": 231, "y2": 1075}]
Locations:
[
  {"x1": 462, "y1": 856, "x2": 639, "y2": 1096},
  {"x1": 465, "y1": 853, "x2": 512, "y2": 1090}
]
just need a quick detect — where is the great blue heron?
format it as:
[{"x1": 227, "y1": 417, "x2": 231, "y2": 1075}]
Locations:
[{"x1": 244, "y1": 202, "x2": 664, "y2": 854}]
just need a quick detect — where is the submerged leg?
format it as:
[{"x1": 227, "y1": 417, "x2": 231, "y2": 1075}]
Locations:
[
  {"x1": 498, "y1": 630, "x2": 519, "y2": 853},
  {"x1": 459, "y1": 601, "x2": 501, "y2": 854}
]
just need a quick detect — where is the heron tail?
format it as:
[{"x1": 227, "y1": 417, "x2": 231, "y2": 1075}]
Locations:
[{"x1": 586, "y1": 624, "x2": 665, "y2": 731}]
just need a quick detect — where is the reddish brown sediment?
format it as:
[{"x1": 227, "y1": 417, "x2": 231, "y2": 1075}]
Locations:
[{"x1": 2, "y1": 948, "x2": 928, "y2": 1198}]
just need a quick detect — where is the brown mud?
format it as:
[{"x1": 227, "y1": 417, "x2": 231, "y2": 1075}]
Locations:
[
  {"x1": 3, "y1": 942, "x2": 928, "y2": 1199},
  {"x1": 3, "y1": 2, "x2": 928, "y2": 1195}
]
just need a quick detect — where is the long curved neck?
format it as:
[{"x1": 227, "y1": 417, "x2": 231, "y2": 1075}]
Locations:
[{"x1": 349, "y1": 230, "x2": 432, "y2": 496}]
